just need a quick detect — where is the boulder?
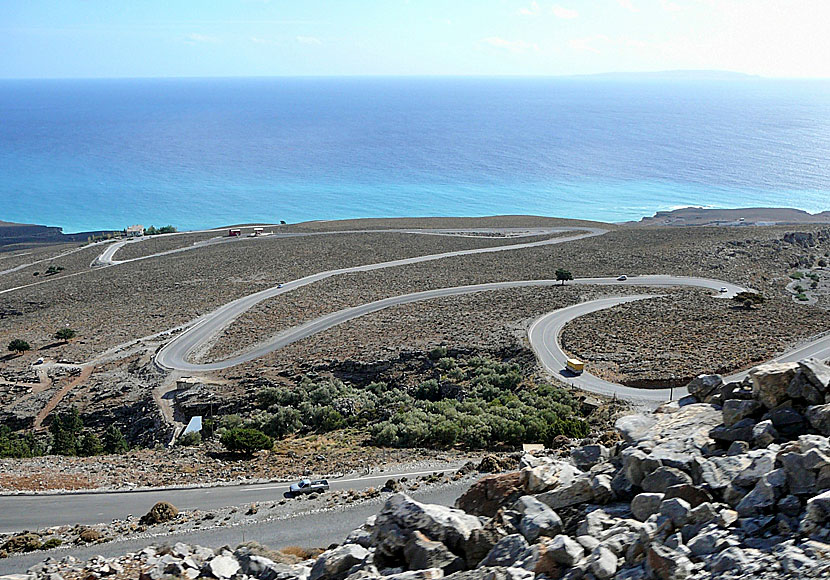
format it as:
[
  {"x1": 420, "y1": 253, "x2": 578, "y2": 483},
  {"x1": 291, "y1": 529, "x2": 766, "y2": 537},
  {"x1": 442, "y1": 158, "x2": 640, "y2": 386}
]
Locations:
[
  {"x1": 801, "y1": 489, "x2": 830, "y2": 534},
  {"x1": 736, "y1": 473, "x2": 779, "y2": 516},
  {"x1": 658, "y1": 498, "x2": 691, "y2": 527},
  {"x1": 375, "y1": 494, "x2": 483, "y2": 560},
  {"x1": 588, "y1": 546, "x2": 617, "y2": 580},
  {"x1": 722, "y1": 399, "x2": 762, "y2": 428},
  {"x1": 645, "y1": 544, "x2": 692, "y2": 580},
  {"x1": 694, "y1": 455, "x2": 752, "y2": 491},
  {"x1": 461, "y1": 512, "x2": 518, "y2": 568},
  {"x1": 709, "y1": 546, "x2": 749, "y2": 574},
  {"x1": 404, "y1": 531, "x2": 465, "y2": 574},
  {"x1": 208, "y1": 555, "x2": 241, "y2": 580},
  {"x1": 750, "y1": 362, "x2": 799, "y2": 409},
  {"x1": 534, "y1": 475, "x2": 596, "y2": 510},
  {"x1": 630, "y1": 493, "x2": 664, "y2": 522},
  {"x1": 710, "y1": 418, "x2": 755, "y2": 443},
  {"x1": 140, "y1": 502, "x2": 178, "y2": 525},
  {"x1": 520, "y1": 458, "x2": 582, "y2": 495},
  {"x1": 616, "y1": 415, "x2": 658, "y2": 444},
  {"x1": 570, "y1": 445, "x2": 609, "y2": 470},
  {"x1": 769, "y1": 407, "x2": 807, "y2": 439},
  {"x1": 478, "y1": 534, "x2": 529, "y2": 568},
  {"x1": 752, "y1": 420, "x2": 778, "y2": 448},
  {"x1": 622, "y1": 448, "x2": 662, "y2": 488},
  {"x1": 686, "y1": 374, "x2": 723, "y2": 402},
  {"x1": 512, "y1": 496, "x2": 562, "y2": 542},
  {"x1": 806, "y1": 404, "x2": 830, "y2": 436},
  {"x1": 733, "y1": 449, "x2": 776, "y2": 487},
  {"x1": 539, "y1": 535, "x2": 583, "y2": 567},
  {"x1": 663, "y1": 484, "x2": 713, "y2": 508},
  {"x1": 641, "y1": 467, "x2": 692, "y2": 493},
  {"x1": 779, "y1": 452, "x2": 817, "y2": 495},
  {"x1": 788, "y1": 372, "x2": 824, "y2": 405},
  {"x1": 456, "y1": 473, "x2": 522, "y2": 517},
  {"x1": 800, "y1": 359, "x2": 830, "y2": 393}
]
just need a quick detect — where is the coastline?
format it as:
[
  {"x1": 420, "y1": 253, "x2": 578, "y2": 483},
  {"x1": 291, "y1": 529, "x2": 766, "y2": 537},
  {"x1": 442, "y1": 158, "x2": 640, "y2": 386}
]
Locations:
[{"x1": 3, "y1": 206, "x2": 830, "y2": 250}]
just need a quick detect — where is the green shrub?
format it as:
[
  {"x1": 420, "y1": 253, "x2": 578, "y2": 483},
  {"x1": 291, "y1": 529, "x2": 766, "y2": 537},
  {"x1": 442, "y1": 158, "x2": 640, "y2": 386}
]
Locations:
[
  {"x1": 177, "y1": 431, "x2": 202, "y2": 446},
  {"x1": 789, "y1": 271, "x2": 804, "y2": 279},
  {"x1": 428, "y1": 347, "x2": 448, "y2": 360},
  {"x1": 103, "y1": 425, "x2": 129, "y2": 454},
  {"x1": 220, "y1": 427, "x2": 273, "y2": 455},
  {"x1": 41, "y1": 538, "x2": 63, "y2": 550},
  {"x1": 797, "y1": 293, "x2": 809, "y2": 301}
]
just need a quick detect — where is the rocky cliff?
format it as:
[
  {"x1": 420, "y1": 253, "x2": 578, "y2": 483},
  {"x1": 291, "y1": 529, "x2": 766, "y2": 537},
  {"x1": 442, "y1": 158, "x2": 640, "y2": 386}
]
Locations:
[{"x1": 7, "y1": 358, "x2": 830, "y2": 580}]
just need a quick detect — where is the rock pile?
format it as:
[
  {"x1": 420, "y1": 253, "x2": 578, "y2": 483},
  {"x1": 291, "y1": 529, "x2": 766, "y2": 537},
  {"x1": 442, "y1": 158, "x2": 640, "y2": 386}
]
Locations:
[{"x1": 7, "y1": 358, "x2": 830, "y2": 580}]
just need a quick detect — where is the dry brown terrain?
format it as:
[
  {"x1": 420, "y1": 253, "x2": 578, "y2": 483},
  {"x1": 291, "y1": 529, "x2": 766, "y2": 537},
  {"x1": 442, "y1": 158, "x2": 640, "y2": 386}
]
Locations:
[
  {"x1": 2, "y1": 216, "x2": 830, "y2": 493},
  {"x1": 561, "y1": 289, "x2": 830, "y2": 386}
]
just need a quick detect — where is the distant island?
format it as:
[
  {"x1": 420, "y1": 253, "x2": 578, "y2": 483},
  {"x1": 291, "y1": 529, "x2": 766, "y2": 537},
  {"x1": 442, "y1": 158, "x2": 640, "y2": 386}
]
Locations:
[
  {"x1": 632, "y1": 206, "x2": 830, "y2": 227},
  {"x1": 574, "y1": 69, "x2": 762, "y2": 81}
]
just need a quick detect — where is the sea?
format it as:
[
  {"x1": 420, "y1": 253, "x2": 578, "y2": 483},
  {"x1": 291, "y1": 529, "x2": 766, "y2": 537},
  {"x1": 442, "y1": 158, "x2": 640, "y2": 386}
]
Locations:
[{"x1": 1, "y1": 76, "x2": 829, "y2": 233}]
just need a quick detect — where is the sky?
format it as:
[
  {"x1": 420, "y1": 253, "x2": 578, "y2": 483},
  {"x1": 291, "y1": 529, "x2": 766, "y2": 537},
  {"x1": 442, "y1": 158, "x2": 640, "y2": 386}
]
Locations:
[{"x1": 2, "y1": 0, "x2": 829, "y2": 79}]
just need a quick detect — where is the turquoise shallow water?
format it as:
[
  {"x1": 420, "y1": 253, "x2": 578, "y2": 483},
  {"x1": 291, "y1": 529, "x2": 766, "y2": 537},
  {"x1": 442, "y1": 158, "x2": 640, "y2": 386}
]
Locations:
[{"x1": 1, "y1": 77, "x2": 829, "y2": 232}]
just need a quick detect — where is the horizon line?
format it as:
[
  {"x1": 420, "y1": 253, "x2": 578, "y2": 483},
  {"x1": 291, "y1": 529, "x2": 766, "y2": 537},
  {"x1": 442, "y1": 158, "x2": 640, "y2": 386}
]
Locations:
[{"x1": 3, "y1": 70, "x2": 830, "y2": 82}]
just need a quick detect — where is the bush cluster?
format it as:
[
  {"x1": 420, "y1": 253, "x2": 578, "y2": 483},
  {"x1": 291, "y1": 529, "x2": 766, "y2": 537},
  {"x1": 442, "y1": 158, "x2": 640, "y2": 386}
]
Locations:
[
  {"x1": 243, "y1": 356, "x2": 588, "y2": 450},
  {"x1": 144, "y1": 225, "x2": 177, "y2": 235}
]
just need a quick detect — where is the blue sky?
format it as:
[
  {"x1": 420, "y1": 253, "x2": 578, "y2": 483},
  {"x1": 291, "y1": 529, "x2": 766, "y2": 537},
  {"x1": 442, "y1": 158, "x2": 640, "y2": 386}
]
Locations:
[{"x1": 2, "y1": 0, "x2": 829, "y2": 79}]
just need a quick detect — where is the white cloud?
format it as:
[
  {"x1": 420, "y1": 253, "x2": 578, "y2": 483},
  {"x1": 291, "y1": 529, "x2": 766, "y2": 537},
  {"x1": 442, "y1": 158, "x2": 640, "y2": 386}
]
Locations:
[
  {"x1": 570, "y1": 34, "x2": 611, "y2": 54},
  {"x1": 615, "y1": 0, "x2": 640, "y2": 12},
  {"x1": 296, "y1": 35, "x2": 322, "y2": 45},
  {"x1": 551, "y1": 4, "x2": 579, "y2": 19},
  {"x1": 518, "y1": 1, "x2": 540, "y2": 16},
  {"x1": 482, "y1": 36, "x2": 540, "y2": 52},
  {"x1": 184, "y1": 33, "x2": 218, "y2": 44}
]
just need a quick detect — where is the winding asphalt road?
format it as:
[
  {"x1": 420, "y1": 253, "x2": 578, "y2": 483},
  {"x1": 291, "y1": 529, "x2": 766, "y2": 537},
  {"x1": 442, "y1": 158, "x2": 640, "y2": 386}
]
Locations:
[
  {"x1": 154, "y1": 227, "x2": 607, "y2": 370},
  {"x1": 0, "y1": 479, "x2": 467, "y2": 575},
  {"x1": 0, "y1": 464, "x2": 463, "y2": 532}
]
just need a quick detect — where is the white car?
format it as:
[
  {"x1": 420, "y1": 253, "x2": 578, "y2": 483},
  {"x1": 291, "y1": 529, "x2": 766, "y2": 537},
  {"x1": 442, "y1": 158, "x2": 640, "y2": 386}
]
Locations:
[
  {"x1": 719, "y1": 287, "x2": 728, "y2": 293},
  {"x1": 617, "y1": 275, "x2": 627, "y2": 281}
]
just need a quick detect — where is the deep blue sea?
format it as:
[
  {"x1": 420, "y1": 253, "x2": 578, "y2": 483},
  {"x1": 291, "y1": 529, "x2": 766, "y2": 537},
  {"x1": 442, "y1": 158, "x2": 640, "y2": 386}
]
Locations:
[{"x1": 1, "y1": 76, "x2": 829, "y2": 233}]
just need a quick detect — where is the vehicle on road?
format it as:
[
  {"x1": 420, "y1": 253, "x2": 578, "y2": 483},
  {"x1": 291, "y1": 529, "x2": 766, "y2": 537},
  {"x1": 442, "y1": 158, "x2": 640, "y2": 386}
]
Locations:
[
  {"x1": 566, "y1": 358, "x2": 585, "y2": 375},
  {"x1": 617, "y1": 275, "x2": 627, "y2": 281},
  {"x1": 284, "y1": 478, "x2": 329, "y2": 498},
  {"x1": 33, "y1": 357, "x2": 44, "y2": 365},
  {"x1": 719, "y1": 287, "x2": 728, "y2": 293}
]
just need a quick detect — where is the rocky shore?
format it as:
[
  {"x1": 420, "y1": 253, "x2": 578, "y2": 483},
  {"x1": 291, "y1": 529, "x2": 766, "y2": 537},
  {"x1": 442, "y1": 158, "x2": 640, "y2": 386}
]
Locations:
[{"x1": 8, "y1": 356, "x2": 830, "y2": 580}]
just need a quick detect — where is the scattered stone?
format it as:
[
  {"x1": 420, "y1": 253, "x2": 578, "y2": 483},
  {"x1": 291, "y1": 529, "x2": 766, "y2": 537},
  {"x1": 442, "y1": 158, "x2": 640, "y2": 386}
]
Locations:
[
  {"x1": 139, "y1": 502, "x2": 178, "y2": 525},
  {"x1": 310, "y1": 544, "x2": 369, "y2": 580},
  {"x1": 630, "y1": 493, "x2": 664, "y2": 521},
  {"x1": 513, "y1": 495, "x2": 562, "y2": 542}
]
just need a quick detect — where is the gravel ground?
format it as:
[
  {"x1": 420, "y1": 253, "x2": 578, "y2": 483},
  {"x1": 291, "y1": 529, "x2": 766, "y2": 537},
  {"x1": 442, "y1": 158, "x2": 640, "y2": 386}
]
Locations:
[
  {"x1": 0, "y1": 228, "x2": 573, "y2": 373},
  {"x1": 560, "y1": 289, "x2": 830, "y2": 386},
  {"x1": 204, "y1": 224, "x2": 829, "y2": 370},
  {"x1": 0, "y1": 432, "x2": 480, "y2": 492}
]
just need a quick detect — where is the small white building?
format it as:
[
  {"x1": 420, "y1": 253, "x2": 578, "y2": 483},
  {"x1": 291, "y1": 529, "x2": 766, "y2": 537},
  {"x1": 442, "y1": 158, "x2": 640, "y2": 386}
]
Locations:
[{"x1": 125, "y1": 225, "x2": 145, "y2": 237}]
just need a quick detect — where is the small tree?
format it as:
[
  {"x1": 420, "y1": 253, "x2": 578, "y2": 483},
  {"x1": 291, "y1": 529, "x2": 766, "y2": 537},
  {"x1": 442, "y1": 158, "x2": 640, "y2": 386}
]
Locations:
[
  {"x1": 733, "y1": 291, "x2": 765, "y2": 310},
  {"x1": 555, "y1": 268, "x2": 574, "y2": 285},
  {"x1": 220, "y1": 427, "x2": 273, "y2": 455},
  {"x1": 49, "y1": 407, "x2": 84, "y2": 456},
  {"x1": 55, "y1": 328, "x2": 76, "y2": 344},
  {"x1": 102, "y1": 425, "x2": 129, "y2": 454},
  {"x1": 79, "y1": 432, "x2": 103, "y2": 456},
  {"x1": 177, "y1": 431, "x2": 202, "y2": 446},
  {"x1": 8, "y1": 339, "x2": 31, "y2": 356}
]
